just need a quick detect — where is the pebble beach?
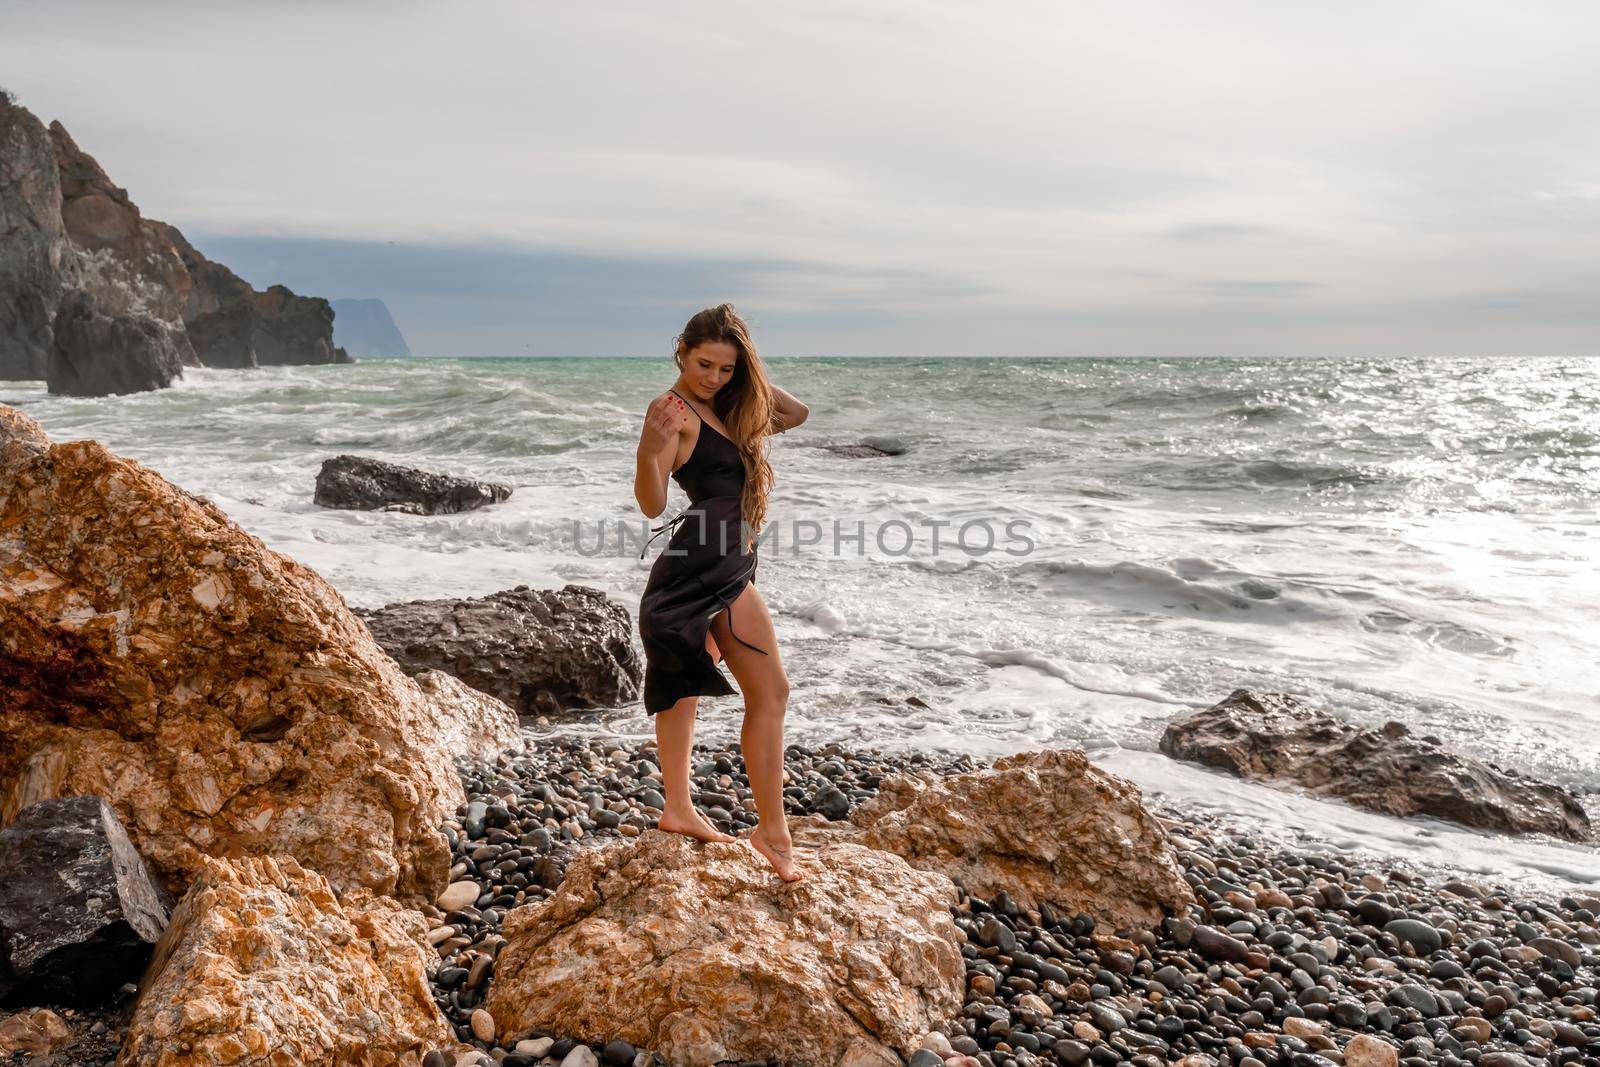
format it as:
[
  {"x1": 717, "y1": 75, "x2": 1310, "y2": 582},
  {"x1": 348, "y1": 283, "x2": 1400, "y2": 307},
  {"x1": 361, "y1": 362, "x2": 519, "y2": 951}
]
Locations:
[{"x1": 410, "y1": 734, "x2": 1600, "y2": 1067}]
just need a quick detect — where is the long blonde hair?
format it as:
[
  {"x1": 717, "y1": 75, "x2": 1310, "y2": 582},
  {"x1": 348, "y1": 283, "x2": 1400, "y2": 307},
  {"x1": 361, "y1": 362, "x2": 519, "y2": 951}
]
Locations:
[{"x1": 673, "y1": 303, "x2": 774, "y2": 550}]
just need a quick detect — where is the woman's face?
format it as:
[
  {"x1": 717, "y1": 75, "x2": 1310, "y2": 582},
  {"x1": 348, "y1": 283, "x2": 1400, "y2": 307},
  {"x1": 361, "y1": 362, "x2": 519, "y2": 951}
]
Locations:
[{"x1": 680, "y1": 341, "x2": 739, "y2": 400}]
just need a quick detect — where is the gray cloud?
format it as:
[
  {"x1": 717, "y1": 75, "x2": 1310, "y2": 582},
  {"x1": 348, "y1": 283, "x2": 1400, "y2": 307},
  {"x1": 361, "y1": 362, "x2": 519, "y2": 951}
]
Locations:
[{"x1": 3, "y1": 0, "x2": 1597, "y2": 356}]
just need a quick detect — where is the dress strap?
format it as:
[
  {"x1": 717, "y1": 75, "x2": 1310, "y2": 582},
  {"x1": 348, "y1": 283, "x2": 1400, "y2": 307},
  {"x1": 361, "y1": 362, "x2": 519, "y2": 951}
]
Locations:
[
  {"x1": 718, "y1": 555, "x2": 769, "y2": 657},
  {"x1": 640, "y1": 511, "x2": 688, "y2": 560}
]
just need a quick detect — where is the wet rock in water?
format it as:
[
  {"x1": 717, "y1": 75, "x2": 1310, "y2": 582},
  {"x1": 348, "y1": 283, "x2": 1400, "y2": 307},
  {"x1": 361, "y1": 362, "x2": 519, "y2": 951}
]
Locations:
[
  {"x1": 314, "y1": 453, "x2": 512, "y2": 515},
  {"x1": 119, "y1": 856, "x2": 453, "y2": 1066},
  {"x1": 0, "y1": 1007, "x2": 73, "y2": 1058},
  {"x1": 354, "y1": 584, "x2": 642, "y2": 715},
  {"x1": 46, "y1": 288, "x2": 187, "y2": 396},
  {"x1": 1160, "y1": 688, "x2": 1592, "y2": 840},
  {"x1": 0, "y1": 408, "x2": 521, "y2": 901},
  {"x1": 0, "y1": 795, "x2": 171, "y2": 1005},
  {"x1": 819, "y1": 438, "x2": 908, "y2": 458},
  {"x1": 485, "y1": 830, "x2": 963, "y2": 1066},
  {"x1": 847, "y1": 749, "x2": 1193, "y2": 932}
]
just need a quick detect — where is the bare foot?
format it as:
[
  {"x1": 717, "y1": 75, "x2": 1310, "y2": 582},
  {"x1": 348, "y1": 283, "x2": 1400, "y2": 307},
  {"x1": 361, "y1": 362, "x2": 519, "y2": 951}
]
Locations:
[
  {"x1": 657, "y1": 806, "x2": 736, "y2": 843},
  {"x1": 748, "y1": 825, "x2": 806, "y2": 882}
]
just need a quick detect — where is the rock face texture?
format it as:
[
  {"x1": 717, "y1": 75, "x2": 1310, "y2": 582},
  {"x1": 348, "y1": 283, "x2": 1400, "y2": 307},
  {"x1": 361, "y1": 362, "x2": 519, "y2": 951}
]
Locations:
[
  {"x1": 0, "y1": 795, "x2": 172, "y2": 1005},
  {"x1": 332, "y1": 297, "x2": 411, "y2": 358},
  {"x1": 485, "y1": 831, "x2": 965, "y2": 1067},
  {"x1": 0, "y1": 95, "x2": 348, "y2": 387},
  {"x1": 847, "y1": 749, "x2": 1194, "y2": 934},
  {"x1": 47, "y1": 121, "x2": 193, "y2": 329},
  {"x1": 314, "y1": 454, "x2": 513, "y2": 515},
  {"x1": 1160, "y1": 689, "x2": 1593, "y2": 841},
  {"x1": 0, "y1": 96, "x2": 81, "y2": 379},
  {"x1": 355, "y1": 585, "x2": 643, "y2": 715},
  {"x1": 0, "y1": 406, "x2": 521, "y2": 900},
  {"x1": 118, "y1": 855, "x2": 452, "y2": 1067},
  {"x1": 46, "y1": 288, "x2": 188, "y2": 396}
]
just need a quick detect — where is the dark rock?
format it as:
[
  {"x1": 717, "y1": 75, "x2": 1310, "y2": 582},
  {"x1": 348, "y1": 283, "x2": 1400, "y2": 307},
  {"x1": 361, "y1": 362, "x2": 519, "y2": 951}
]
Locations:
[
  {"x1": 1160, "y1": 689, "x2": 1592, "y2": 840},
  {"x1": 0, "y1": 795, "x2": 171, "y2": 1005},
  {"x1": 1384, "y1": 918, "x2": 1444, "y2": 955},
  {"x1": 818, "y1": 439, "x2": 908, "y2": 458},
  {"x1": 156, "y1": 223, "x2": 350, "y2": 367},
  {"x1": 1, "y1": 97, "x2": 346, "y2": 382},
  {"x1": 314, "y1": 453, "x2": 511, "y2": 515},
  {"x1": 46, "y1": 289, "x2": 186, "y2": 396},
  {"x1": 1387, "y1": 984, "x2": 1440, "y2": 1018},
  {"x1": 977, "y1": 915, "x2": 1017, "y2": 954},
  {"x1": 600, "y1": 1038, "x2": 636, "y2": 1065},
  {"x1": 1192, "y1": 924, "x2": 1251, "y2": 963},
  {"x1": 0, "y1": 98, "x2": 80, "y2": 379},
  {"x1": 353, "y1": 584, "x2": 641, "y2": 714}
]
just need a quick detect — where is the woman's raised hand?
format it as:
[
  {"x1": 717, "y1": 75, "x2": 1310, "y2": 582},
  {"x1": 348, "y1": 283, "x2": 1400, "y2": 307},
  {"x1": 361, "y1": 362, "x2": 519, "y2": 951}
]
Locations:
[{"x1": 641, "y1": 392, "x2": 687, "y2": 453}]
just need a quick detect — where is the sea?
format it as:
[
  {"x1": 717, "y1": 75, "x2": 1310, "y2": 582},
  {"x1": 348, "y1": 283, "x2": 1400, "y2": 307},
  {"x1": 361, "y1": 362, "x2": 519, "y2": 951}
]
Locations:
[{"x1": 7, "y1": 355, "x2": 1598, "y2": 891}]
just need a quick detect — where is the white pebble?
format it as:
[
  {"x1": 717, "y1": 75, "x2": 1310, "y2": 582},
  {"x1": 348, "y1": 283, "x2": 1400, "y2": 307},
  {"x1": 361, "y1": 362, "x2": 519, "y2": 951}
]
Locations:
[
  {"x1": 437, "y1": 880, "x2": 481, "y2": 912},
  {"x1": 560, "y1": 1046, "x2": 600, "y2": 1067},
  {"x1": 919, "y1": 1030, "x2": 953, "y2": 1054},
  {"x1": 515, "y1": 1037, "x2": 554, "y2": 1057}
]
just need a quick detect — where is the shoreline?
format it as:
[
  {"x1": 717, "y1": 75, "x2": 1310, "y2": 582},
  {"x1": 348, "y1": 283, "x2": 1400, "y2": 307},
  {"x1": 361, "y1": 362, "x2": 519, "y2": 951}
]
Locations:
[{"x1": 413, "y1": 732, "x2": 1600, "y2": 1067}]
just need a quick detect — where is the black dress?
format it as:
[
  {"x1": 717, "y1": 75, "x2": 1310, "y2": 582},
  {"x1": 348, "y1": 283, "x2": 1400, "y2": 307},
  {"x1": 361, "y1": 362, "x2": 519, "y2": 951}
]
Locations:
[{"x1": 637, "y1": 389, "x2": 771, "y2": 714}]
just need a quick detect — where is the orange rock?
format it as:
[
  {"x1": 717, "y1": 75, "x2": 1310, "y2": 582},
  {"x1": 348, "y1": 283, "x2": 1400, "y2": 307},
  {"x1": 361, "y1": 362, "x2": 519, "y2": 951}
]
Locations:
[
  {"x1": 848, "y1": 749, "x2": 1194, "y2": 932},
  {"x1": 117, "y1": 855, "x2": 451, "y2": 1067},
  {"x1": 0, "y1": 1008, "x2": 72, "y2": 1058},
  {"x1": 0, "y1": 407, "x2": 520, "y2": 900},
  {"x1": 486, "y1": 830, "x2": 964, "y2": 1066}
]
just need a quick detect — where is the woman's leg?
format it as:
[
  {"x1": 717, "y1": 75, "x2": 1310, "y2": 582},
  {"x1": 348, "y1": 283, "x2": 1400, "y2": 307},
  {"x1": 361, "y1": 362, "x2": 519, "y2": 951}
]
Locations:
[
  {"x1": 654, "y1": 694, "x2": 734, "y2": 843},
  {"x1": 708, "y1": 582, "x2": 803, "y2": 881}
]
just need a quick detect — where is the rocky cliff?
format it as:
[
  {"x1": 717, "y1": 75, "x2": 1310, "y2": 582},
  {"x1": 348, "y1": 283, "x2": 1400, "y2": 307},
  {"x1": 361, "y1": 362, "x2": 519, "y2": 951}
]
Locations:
[
  {"x1": 0, "y1": 93, "x2": 350, "y2": 390},
  {"x1": 332, "y1": 297, "x2": 411, "y2": 357}
]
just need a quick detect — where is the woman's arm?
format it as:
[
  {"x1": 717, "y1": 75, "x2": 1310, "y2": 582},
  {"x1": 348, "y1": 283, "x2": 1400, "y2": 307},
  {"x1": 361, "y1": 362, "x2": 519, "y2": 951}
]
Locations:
[
  {"x1": 635, "y1": 393, "x2": 685, "y2": 517},
  {"x1": 769, "y1": 383, "x2": 810, "y2": 435}
]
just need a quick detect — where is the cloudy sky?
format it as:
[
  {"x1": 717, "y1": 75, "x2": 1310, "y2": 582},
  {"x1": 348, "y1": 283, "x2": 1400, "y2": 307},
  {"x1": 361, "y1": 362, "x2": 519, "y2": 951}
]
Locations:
[{"x1": 4, "y1": 1, "x2": 1598, "y2": 357}]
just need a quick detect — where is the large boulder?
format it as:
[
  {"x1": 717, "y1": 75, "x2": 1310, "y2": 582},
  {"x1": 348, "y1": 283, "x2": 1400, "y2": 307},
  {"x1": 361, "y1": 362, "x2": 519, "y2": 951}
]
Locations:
[
  {"x1": 314, "y1": 454, "x2": 512, "y2": 514},
  {"x1": 485, "y1": 831, "x2": 965, "y2": 1067},
  {"x1": 0, "y1": 96, "x2": 81, "y2": 379},
  {"x1": 847, "y1": 749, "x2": 1194, "y2": 933},
  {"x1": 1160, "y1": 689, "x2": 1592, "y2": 841},
  {"x1": 47, "y1": 289, "x2": 188, "y2": 396},
  {"x1": 0, "y1": 795, "x2": 172, "y2": 1005},
  {"x1": 118, "y1": 855, "x2": 453, "y2": 1067},
  {"x1": 0, "y1": 406, "x2": 521, "y2": 900},
  {"x1": 354, "y1": 585, "x2": 643, "y2": 715}
]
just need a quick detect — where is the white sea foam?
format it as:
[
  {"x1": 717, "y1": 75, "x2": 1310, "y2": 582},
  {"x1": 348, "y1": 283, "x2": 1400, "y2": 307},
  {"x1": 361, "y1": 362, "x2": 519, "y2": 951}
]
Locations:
[{"x1": 7, "y1": 355, "x2": 1598, "y2": 891}]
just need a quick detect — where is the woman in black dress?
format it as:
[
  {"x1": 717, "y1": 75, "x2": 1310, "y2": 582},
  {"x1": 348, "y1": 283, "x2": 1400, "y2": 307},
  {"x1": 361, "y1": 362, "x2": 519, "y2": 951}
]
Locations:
[{"x1": 634, "y1": 304, "x2": 810, "y2": 881}]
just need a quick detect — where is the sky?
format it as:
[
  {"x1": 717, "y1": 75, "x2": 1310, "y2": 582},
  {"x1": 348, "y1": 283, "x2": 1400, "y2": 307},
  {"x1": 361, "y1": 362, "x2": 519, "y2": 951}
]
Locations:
[{"x1": 3, "y1": 1, "x2": 1598, "y2": 357}]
